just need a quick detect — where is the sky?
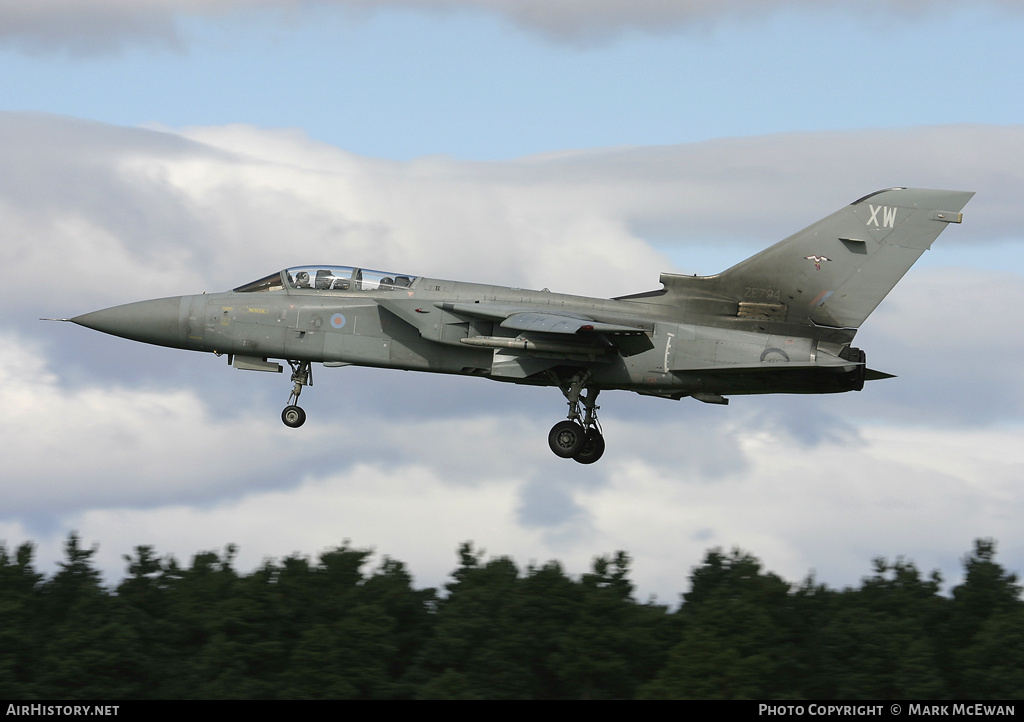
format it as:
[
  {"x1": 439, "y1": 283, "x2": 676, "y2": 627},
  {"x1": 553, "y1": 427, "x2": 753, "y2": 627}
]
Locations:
[{"x1": 2, "y1": 0, "x2": 1023, "y2": 604}]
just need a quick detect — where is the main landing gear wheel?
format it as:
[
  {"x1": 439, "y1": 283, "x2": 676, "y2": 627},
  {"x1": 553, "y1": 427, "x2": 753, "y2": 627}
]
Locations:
[
  {"x1": 547, "y1": 370, "x2": 606, "y2": 463},
  {"x1": 281, "y1": 405, "x2": 306, "y2": 428},
  {"x1": 572, "y1": 429, "x2": 605, "y2": 465},
  {"x1": 280, "y1": 360, "x2": 313, "y2": 428},
  {"x1": 549, "y1": 420, "x2": 585, "y2": 458}
]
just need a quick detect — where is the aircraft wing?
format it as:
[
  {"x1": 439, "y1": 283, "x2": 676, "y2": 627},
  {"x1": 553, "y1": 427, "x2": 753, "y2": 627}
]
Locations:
[
  {"x1": 439, "y1": 303, "x2": 654, "y2": 356},
  {"x1": 499, "y1": 311, "x2": 646, "y2": 336}
]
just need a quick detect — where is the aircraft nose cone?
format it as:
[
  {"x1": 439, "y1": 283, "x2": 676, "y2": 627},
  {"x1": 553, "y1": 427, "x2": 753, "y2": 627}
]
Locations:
[{"x1": 72, "y1": 296, "x2": 193, "y2": 350}]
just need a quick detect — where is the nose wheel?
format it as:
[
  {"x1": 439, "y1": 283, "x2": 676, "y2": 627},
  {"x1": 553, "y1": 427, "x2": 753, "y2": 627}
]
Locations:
[
  {"x1": 281, "y1": 360, "x2": 312, "y2": 428},
  {"x1": 282, "y1": 405, "x2": 306, "y2": 428},
  {"x1": 547, "y1": 371, "x2": 605, "y2": 464}
]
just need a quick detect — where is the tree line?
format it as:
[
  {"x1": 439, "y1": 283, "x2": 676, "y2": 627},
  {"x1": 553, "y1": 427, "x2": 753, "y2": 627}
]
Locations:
[{"x1": 0, "y1": 536, "x2": 1021, "y2": 699}]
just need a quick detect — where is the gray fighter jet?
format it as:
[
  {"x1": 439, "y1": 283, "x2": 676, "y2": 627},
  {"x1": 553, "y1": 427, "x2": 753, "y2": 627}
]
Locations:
[{"x1": 67, "y1": 187, "x2": 973, "y2": 464}]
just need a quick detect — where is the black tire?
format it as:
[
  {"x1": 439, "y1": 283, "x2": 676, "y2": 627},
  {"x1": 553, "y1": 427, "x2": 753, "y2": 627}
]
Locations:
[
  {"x1": 281, "y1": 405, "x2": 306, "y2": 428},
  {"x1": 573, "y1": 430, "x2": 606, "y2": 465},
  {"x1": 548, "y1": 420, "x2": 585, "y2": 458}
]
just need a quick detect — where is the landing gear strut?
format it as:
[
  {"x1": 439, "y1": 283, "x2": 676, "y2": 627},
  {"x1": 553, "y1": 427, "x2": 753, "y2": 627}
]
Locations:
[
  {"x1": 281, "y1": 360, "x2": 312, "y2": 428},
  {"x1": 547, "y1": 371, "x2": 605, "y2": 464}
]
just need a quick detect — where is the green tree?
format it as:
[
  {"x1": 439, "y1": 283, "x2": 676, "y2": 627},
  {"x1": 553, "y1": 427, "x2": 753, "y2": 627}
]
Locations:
[
  {"x1": 275, "y1": 546, "x2": 432, "y2": 699},
  {"x1": 960, "y1": 607, "x2": 1024, "y2": 698},
  {"x1": 413, "y1": 544, "x2": 532, "y2": 698},
  {"x1": 114, "y1": 546, "x2": 184, "y2": 698},
  {"x1": 0, "y1": 542, "x2": 44, "y2": 698},
  {"x1": 159, "y1": 545, "x2": 284, "y2": 698},
  {"x1": 817, "y1": 557, "x2": 945, "y2": 699},
  {"x1": 35, "y1": 534, "x2": 145, "y2": 699},
  {"x1": 559, "y1": 552, "x2": 670, "y2": 699},
  {"x1": 640, "y1": 548, "x2": 794, "y2": 699},
  {"x1": 358, "y1": 556, "x2": 436, "y2": 695},
  {"x1": 946, "y1": 539, "x2": 1023, "y2": 697},
  {"x1": 414, "y1": 545, "x2": 668, "y2": 699}
]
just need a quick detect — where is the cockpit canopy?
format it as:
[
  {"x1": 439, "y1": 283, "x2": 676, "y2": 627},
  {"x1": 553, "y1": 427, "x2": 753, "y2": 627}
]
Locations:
[{"x1": 234, "y1": 266, "x2": 418, "y2": 293}]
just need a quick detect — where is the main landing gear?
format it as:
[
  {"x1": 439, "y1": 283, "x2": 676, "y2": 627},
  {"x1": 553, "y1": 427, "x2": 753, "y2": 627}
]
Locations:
[
  {"x1": 281, "y1": 360, "x2": 312, "y2": 428},
  {"x1": 547, "y1": 371, "x2": 606, "y2": 464}
]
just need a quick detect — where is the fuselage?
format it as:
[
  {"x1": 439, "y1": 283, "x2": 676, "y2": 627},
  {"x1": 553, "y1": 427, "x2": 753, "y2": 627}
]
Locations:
[{"x1": 73, "y1": 264, "x2": 865, "y2": 399}]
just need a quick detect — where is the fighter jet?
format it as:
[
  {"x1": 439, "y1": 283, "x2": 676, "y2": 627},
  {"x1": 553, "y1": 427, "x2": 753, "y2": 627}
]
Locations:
[{"x1": 66, "y1": 187, "x2": 973, "y2": 464}]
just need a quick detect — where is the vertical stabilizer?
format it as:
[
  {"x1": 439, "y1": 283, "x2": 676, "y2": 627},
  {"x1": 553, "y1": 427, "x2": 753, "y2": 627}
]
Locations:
[{"x1": 712, "y1": 188, "x2": 973, "y2": 329}]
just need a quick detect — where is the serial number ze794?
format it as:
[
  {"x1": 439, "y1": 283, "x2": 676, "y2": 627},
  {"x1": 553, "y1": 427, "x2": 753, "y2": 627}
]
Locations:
[{"x1": 744, "y1": 287, "x2": 782, "y2": 301}]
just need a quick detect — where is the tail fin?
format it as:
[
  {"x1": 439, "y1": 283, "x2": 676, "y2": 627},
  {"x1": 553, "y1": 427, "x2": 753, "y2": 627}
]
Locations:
[
  {"x1": 662, "y1": 188, "x2": 974, "y2": 329},
  {"x1": 721, "y1": 187, "x2": 973, "y2": 328}
]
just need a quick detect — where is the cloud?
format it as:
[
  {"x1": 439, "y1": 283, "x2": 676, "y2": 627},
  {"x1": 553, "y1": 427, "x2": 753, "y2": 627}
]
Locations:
[
  {"x1": 0, "y1": 0, "x2": 184, "y2": 54},
  {"x1": 847, "y1": 269, "x2": 1024, "y2": 426},
  {"x1": 460, "y1": 0, "x2": 1024, "y2": 43},
  {"x1": 0, "y1": 329, "x2": 325, "y2": 520},
  {"x1": 2, "y1": 1, "x2": 1021, "y2": 54},
  {"x1": 7, "y1": 114, "x2": 1024, "y2": 319},
  {"x1": 7, "y1": 114, "x2": 1023, "y2": 423},
  {"x1": 2, "y1": 113, "x2": 1023, "y2": 603},
  {"x1": 5, "y1": 417, "x2": 1020, "y2": 603}
]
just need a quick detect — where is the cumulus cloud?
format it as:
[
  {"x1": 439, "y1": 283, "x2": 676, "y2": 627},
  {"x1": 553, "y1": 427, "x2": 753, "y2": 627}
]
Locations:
[
  {"x1": 7, "y1": 113, "x2": 1024, "y2": 421},
  {"x1": 3, "y1": 113, "x2": 1023, "y2": 600},
  {"x1": 849, "y1": 269, "x2": 1024, "y2": 426},
  {"x1": 5, "y1": 417, "x2": 1021, "y2": 602},
  {"x1": 0, "y1": 329, "x2": 330, "y2": 519},
  {"x1": 6, "y1": 114, "x2": 1023, "y2": 319},
  {"x1": 460, "y1": 0, "x2": 1024, "y2": 42},
  {"x1": 2, "y1": 0, "x2": 1021, "y2": 54}
]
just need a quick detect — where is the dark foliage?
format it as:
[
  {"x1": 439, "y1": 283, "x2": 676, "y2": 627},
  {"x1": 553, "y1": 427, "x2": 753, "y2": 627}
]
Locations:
[{"x1": 0, "y1": 536, "x2": 1020, "y2": 699}]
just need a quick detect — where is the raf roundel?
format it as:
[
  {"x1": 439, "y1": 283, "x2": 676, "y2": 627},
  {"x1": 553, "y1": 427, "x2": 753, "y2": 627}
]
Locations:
[{"x1": 330, "y1": 313, "x2": 346, "y2": 329}]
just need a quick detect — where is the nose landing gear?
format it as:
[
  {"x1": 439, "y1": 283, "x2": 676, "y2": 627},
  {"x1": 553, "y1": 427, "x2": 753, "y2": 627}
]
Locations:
[
  {"x1": 281, "y1": 360, "x2": 312, "y2": 428},
  {"x1": 547, "y1": 371, "x2": 605, "y2": 464}
]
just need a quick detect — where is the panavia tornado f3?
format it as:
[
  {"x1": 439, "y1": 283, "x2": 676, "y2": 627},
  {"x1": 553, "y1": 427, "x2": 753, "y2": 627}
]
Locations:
[{"x1": 66, "y1": 187, "x2": 974, "y2": 464}]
